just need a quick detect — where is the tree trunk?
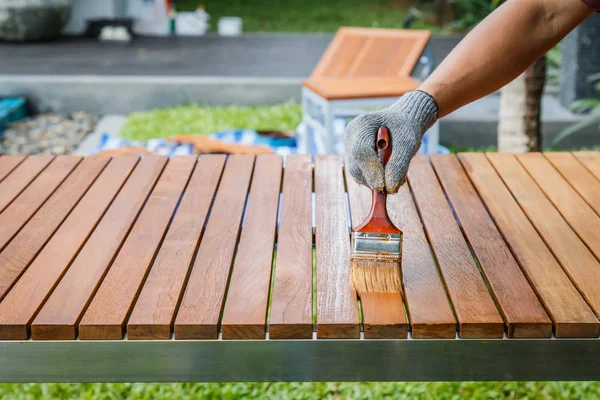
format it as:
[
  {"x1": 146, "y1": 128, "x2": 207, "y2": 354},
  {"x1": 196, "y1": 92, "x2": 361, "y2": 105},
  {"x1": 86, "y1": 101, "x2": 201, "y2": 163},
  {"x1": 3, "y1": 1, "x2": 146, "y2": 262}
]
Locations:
[{"x1": 497, "y1": 56, "x2": 547, "y2": 152}]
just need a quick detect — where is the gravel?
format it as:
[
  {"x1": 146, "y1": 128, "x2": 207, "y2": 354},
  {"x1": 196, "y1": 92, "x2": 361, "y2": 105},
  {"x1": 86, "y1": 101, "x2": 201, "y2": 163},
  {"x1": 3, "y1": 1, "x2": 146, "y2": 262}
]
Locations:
[{"x1": 0, "y1": 113, "x2": 98, "y2": 156}]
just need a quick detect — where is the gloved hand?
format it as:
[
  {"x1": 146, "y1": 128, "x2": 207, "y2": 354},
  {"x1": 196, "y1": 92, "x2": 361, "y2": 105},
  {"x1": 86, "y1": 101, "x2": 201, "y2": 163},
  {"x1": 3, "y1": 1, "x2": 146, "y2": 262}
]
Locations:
[{"x1": 344, "y1": 90, "x2": 438, "y2": 193}]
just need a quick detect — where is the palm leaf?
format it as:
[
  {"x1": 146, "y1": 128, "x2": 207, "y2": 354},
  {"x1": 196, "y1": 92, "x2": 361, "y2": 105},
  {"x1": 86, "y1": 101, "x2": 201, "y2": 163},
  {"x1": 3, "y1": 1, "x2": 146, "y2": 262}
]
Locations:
[{"x1": 552, "y1": 115, "x2": 600, "y2": 147}]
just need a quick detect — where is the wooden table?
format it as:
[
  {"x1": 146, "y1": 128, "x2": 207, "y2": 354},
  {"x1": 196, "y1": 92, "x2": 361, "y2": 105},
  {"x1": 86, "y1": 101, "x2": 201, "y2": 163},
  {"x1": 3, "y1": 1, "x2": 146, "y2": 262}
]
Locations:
[{"x1": 0, "y1": 152, "x2": 600, "y2": 382}]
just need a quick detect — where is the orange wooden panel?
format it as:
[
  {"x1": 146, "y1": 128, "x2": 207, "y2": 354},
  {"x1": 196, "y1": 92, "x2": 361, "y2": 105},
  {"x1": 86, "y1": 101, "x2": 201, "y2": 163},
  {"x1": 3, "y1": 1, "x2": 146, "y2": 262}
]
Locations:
[
  {"x1": 0, "y1": 156, "x2": 106, "y2": 299},
  {"x1": 174, "y1": 156, "x2": 255, "y2": 340},
  {"x1": 221, "y1": 156, "x2": 282, "y2": 340},
  {"x1": 269, "y1": 155, "x2": 314, "y2": 340},
  {"x1": 0, "y1": 155, "x2": 25, "y2": 184},
  {"x1": 431, "y1": 154, "x2": 551, "y2": 338},
  {"x1": 545, "y1": 152, "x2": 600, "y2": 216},
  {"x1": 408, "y1": 155, "x2": 503, "y2": 339},
  {"x1": 31, "y1": 156, "x2": 167, "y2": 340},
  {"x1": 574, "y1": 151, "x2": 600, "y2": 181},
  {"x1": 78, "y1": 156, "x2": 196, "y2": 340},
  {"x1": 0, "y1": 156, "x2": 52, "y2": 213},
  {"x1": 0, "y1": 156, "x2": 138, "y2": 340},
  {"x1": 127, "y1": 155, "x2": 226, "y2": 340},
  {"x1": 314, "y1": 155, "x2": 359, "y2": 339},
  {"x1": 491, "y1": 153, "x2": 600, "y2": 320},
  {"x1": 304, "y1": 77, "x2": 421, "y2": 100},
  {"x1": 345, "y1": 167, "x2": 408, "y2": 339},
  {"x1": 460, "y1": 153, "x2": 599, "y2": 338},
  {"x1": 320, "y1": 34, "x2": 368, "y2": 79}
]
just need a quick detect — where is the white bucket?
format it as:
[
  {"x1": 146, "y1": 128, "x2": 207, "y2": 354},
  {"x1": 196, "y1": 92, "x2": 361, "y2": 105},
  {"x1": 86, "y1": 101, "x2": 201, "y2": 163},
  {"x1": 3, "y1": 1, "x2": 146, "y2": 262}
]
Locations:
[
  {"x1": 176, "y1": 11, "x2": 209, "y2": 36},
  {"x1": 217, "y1": 16, "x2": 242, "y2": 36}
]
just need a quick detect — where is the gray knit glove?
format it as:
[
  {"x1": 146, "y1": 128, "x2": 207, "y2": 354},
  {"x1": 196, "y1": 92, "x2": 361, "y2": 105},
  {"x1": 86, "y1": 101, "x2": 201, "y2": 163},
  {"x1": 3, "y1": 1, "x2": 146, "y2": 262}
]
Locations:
[{"x1": 345, "y1": 90, "x2": 438, "y2": 193}]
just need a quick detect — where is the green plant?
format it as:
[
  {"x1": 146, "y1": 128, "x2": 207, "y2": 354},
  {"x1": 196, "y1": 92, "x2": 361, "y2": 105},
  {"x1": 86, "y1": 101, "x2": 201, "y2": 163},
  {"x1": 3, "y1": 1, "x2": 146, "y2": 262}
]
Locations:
[{"x1": 447, "y1": 0, "x2": 501, "y2": 31}]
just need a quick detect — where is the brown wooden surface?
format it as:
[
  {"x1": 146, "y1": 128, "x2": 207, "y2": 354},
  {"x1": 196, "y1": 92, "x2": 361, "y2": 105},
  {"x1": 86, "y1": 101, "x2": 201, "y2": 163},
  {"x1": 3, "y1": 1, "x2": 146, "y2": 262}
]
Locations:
[
  {"x1": 31, "y1": 156, "x2": 167, "y2": 340},
  {"x1": 545, "y1": 152, "x2": 600, "y2": 216},
  {"x1": 0, "y1": 155, "x2": 52, "y2": 213},
  {"x1": 408, "y1": 155, "x2": 504, "y2": 339},
  {"x1": 174, "y1": 156, "x2": 255, "y2": 340},
  {"x1": 0, "y1": 155, "x2": 25, "y2": 183},
  {"x1": 0, "y1": 156, "x2": 137, "y2": 340},
  {"x1": 491, "y1": 153, "x2": 600, "y2": 319},
  {"x1": 269, "y1": 155, "x2": 314, "y2": 339},
  {"x1": 430, "y1": 154, "x2": 551, "y2": 338},
  {"x1": 345, "y1": 167, "x2": 407, "y2": 339},
  {"x1": 126, "y1": 155, "x2": 225, "y2": 340},
  {"x1": 0, "y1": 156, "x2": 80, "y2": 252},
  {"x1": 78, "y1": 157, "x2": 195, "y2": 340},
  {"x1": 460, "y1": 153, "x2": 599, "y2": 338},
  {"x1": 0, "y1": 156, "x2": 106, "y2": 299},
  {"x1": 221, "y1": 156, "x2": 282, "y2": 340},
  {"x1": 574, "y1": 151, "x2": 600, "y2": 181},
  {"x1": 314, "y1": 155, "x2": 359, "y2": 339}
]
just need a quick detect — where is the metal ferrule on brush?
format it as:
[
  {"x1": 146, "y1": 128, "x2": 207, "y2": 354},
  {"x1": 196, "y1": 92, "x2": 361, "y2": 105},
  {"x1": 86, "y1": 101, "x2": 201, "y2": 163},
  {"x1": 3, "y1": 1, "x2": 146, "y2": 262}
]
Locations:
[{"x1": 351, "y1": 232, "x2": 402, "y2": 262}]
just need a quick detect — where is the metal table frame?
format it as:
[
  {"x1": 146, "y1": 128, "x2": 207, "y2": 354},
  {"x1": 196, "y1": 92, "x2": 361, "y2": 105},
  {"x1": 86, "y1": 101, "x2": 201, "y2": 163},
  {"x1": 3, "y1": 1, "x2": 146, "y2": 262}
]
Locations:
[{"x1": 1, "y1": 336, "x2": 598, "y2": 382}]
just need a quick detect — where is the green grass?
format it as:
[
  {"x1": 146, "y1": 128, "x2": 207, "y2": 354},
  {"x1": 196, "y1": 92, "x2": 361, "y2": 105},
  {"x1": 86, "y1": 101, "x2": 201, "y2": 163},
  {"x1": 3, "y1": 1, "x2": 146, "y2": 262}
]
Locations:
[{"x1": 172, "y1": 0, "x2": 436, "y2": 33}]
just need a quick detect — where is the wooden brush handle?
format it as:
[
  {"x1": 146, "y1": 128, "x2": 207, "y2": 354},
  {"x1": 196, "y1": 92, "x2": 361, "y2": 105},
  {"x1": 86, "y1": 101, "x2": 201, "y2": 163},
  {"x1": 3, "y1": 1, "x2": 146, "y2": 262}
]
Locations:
[{"x1": 353, "y1": 127, "x2": 401, "y2": 235}]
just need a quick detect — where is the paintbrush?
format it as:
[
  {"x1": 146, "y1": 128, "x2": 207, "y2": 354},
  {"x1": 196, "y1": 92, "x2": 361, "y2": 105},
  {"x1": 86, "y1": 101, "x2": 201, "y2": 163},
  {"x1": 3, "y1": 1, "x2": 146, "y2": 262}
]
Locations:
[{"x1": 350, "y1": 126, "x2": 403, "y2": 294}]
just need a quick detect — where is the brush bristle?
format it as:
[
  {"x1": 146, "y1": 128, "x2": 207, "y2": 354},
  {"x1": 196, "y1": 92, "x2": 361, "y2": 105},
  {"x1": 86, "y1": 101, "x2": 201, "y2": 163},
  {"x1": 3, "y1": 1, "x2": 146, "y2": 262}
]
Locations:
[{"x1": 350, "y1": 258, "x2": 402, "y2": 294}]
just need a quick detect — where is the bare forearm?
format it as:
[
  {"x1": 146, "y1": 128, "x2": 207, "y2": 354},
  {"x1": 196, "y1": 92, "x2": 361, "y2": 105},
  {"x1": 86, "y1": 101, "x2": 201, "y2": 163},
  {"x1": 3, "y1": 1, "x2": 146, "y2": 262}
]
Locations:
[{"x1": 419, "y1": 0, "x2": 594, "y2": 118}]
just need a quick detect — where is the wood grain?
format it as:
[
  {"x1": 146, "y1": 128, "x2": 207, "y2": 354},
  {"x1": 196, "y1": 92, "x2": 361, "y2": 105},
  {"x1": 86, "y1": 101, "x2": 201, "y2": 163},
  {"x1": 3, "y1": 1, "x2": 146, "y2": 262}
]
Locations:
[
  {"x1": 545, "y1": 152, "x2": 600, "y2": 216},
  {"x1": 78, "y1": 156, "x2": 196, "y2": 340},
  {"x1": 0, "y1": 156, "x2": 80, "y2": 252},
  {"x1": 127, "y1": 155, "x2": 226, "y2": 340},
  {"x1": 430, "y1": 154, "x2": 551, "y2": 338},
  {"x1": 574, "y1": 151, "x2": 600, "y2": 181},
  {"x1": 0, "y1": 156, "x2": 106, "y2": 299},
  {"x1": 31, "y1": 156, "x2": 167, "y2": 340},
  {"x1": 408, "y1": 155, "x2": 504, "y2": 339},
  {"x1": 491, "y1": 153, "x2": 600, "y2": 320},
  {"x1": 460, "y1": 153, "x2": 599, "y2": 338},
  {"x1": 174, "y1": 156, "x2": 255, "y2": 340},
  {"x1": 0, "y1": 156, "x2": 53, "y2": 213},
  {"x1": 269, "y1": 155, "x2": 314, "y2": 339},
  {"x1": 345, "y1": 166, "x2": 407, "y2": 339},
  {"x1": 221, "y1": 156, "x2": 282, "y2": 340},
  {"x1": 0, "y1": 155, "x2": 25, "y2": 183},
  {"x1": 0, "y1": 156, "x2": 138, "y2": 340},
  {"x1": 314, "y1": 155, "x2": 359, "y2": 339}
]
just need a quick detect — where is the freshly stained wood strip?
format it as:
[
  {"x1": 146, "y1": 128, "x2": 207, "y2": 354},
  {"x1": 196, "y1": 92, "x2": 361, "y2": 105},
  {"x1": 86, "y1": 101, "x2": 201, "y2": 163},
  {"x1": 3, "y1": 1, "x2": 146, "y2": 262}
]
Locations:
[
  {"x1": 31, "y1": 156, "x2": 167, "y2": 340},
  {"x1": 460, "y1": 153, "x2": 599, "y2": 338},
  {"x1": 0, "y1": 156, "x2": 106, "y2": 299},
  {"x1": 574, "y1": 152, "x2": 600, "y2": 181},
  {"x1": 545, "y1": 152, "x2": 600, "y2": 216},
  {"x1": 78, "y1": 156, "x2": 196, "y2": 340},
  {"x1": 314, "y1": 155, "x2": 359, "y2": 339},
  {"x1": 0, "y1": 156, "x2": 53, "y2": 213},
  {"x1": 0, "y1": 156, "x2": 138, "y2": 340},
  {"x1": 430, "y1": 154, "x2": 551, "y2": 338},
  {"x1": 408, "y1": 155, "x2": 503, "y2": 339},
  {"x1": 269, "y1": 155, "x2": 313, "y2": 339},
  {"x1": 221, "y1": 156, "x2": 283, "y2": 340},
  {"x1": 0, "y1": 155, "x2": 25, "y2": 184},
  {"x1": 127, "y1": 155, "x2": 226, "y2": 340},
  {"x1": 490, "y1": 153, "x2": 600, "y2": 319},
  {"x1": 345, "y1": 167, "x2": 407, "y2": 339},
  {"x1": 174, "y1": 156, "x2": 255, "y2": 340}
]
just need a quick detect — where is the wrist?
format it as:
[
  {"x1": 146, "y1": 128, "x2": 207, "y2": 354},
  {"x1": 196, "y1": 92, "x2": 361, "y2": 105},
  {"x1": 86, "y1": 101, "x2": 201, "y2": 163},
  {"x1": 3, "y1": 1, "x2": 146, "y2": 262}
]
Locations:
[{"x1": 388, "y1": 90, "x2": 439, "y2": 135}]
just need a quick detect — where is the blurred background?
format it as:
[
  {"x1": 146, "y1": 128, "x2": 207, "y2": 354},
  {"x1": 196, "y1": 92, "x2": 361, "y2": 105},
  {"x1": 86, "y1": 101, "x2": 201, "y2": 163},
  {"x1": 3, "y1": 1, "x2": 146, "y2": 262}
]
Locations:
[{"x1": 0, "y1": 0, "x2": 599, "y2": 398}]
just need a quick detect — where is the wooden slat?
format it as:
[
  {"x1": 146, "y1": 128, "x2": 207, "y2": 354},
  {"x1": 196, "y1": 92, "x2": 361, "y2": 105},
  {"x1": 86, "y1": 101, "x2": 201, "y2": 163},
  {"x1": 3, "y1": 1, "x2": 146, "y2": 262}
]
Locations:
[
  {"x1": 0, "y1": 156, "x2": 138, "y2": 340},
  {"x1": 78, "y1": 156, "x2": 196, "y2": 340},
  {"x1": 0, "y1": 155, "x2": 25, "y2": 183},
  {"x1": 574, "y1": 151, "x2": 600, "y2": 181},
  {"x1": 345, "y1": 167, "x2": 407, "y2": 339},
  {"x1": 408, "y1": 155, "x2": 503, "y2": 339},
  {"x1": 314, "y1": 155, "x2": 359, "y2": 339},
  {"x1": 174, "y1": 156, "x2": 255, "y2": 340},
  {"x1": 0, "y1": 156, "x2": 53, "y2": 213},
  {"x1": 460, "y1": 153, "x2": 599, "y2": 338},
  {"x1": 430, "y1": 154, "x2": 551, "y2": 338},
  {"x1": 269, "y1": 155, "x2": 313, "y2": 339},
  {"x1": 221, "y1": 156, "x2": 282, "y2": 340},
  {"x1": 126, "y1": 155, "x2": 226, "y2": 340},
  {"x1": 545, "y1": 152, "x2": 600, "y2": 216},
  {"x1": 0, "y1": 156, "x2": 106, "y2": 298},
  {"x1": 490, "y1": 153, "x2": 600, "y2": 319},
  {"x1": 31, "y1": 156, "x2": 167, "y2": 340}
]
